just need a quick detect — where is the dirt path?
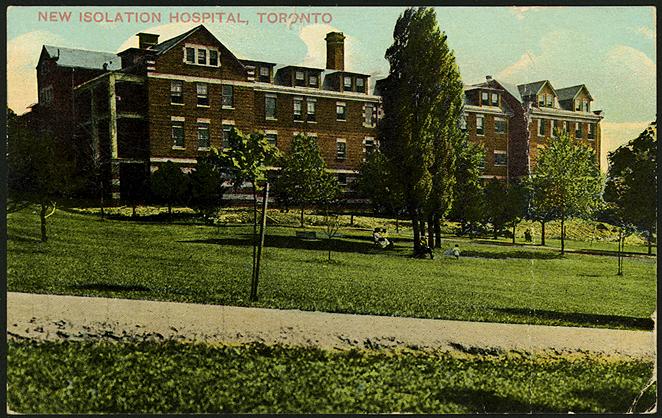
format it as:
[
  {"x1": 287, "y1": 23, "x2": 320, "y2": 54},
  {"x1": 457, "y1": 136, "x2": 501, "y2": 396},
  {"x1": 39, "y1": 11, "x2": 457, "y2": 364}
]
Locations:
[{"x1": 7, "y1": 292, "x2": 655, "y2": 359}]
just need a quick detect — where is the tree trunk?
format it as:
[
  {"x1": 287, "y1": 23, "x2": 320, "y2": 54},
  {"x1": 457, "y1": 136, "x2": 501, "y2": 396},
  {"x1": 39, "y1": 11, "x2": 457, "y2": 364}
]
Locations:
[
  {"x1": 350, "y1": 213, "x2": 354, "y2": 226},
  {"x1": 561, "y1": 214, "x2": 565, "y2": 255},
  {"x1": 541, "y1": 221, "x2": 546, "y2": 246},
  {"x1": 300, "y1": 206, "x2": 305, "y2": 227},
  {"x1": 132, "y1": 205, "x2": 136, "y2": 217},
  {"x1": 99, "y1": 179, "x2": 105, "y2": 220},
  {"x1": 411, "y1": 209, "x2": 420, "y2": 253},
  {"x1": 419, "y1": 219, "x2": 426, "y2": 240},
  {"x1": 648, "y1": 227, "x2": 653, "y2": 255},
  {"x1": 427, "y1": 213, "x2": 434, "y2": 247},
  {"x1": 168, "y1": 203, "x2": 172, "y2": 216},
  {"x1": 395, "y1": 214, "x2": 399, "y2": 234},
  {"x1": 40, "y1": 202, "x2": 47, "y2": 242},
  {"x1": 493, "y1": 224, "x2": 498, "y2": 240},
  {"x1": 434, "y1": 215, "x2": 442, "y2": 248},
  {"x1": 512, "y1": 223, "x2": 516, "y2": 244}
]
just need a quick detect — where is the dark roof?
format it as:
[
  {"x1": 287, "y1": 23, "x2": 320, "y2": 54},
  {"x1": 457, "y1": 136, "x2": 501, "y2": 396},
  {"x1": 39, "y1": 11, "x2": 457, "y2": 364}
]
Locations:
[
  {"x1": 149, "y1": 25, "x2": 201, "y2": 55},
  {"x1": 556, "y1": 84, "x2": 592, "y2": 101},
  {"x1": 42, "y1": 45, "x2": 120, "y2": 70},
  {"x1": 517, "y1": 80, "x2": 549, "y2": 98}
]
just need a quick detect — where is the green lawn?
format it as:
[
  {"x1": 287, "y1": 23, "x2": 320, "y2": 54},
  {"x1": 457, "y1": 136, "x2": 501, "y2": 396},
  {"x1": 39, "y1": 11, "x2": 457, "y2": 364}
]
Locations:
[
  {"x1": 7, "y1": 340, "x2": 655, "y2": 414},
  {"x1": 6, "y1": 206, "x2": 656, "y2": 329}
]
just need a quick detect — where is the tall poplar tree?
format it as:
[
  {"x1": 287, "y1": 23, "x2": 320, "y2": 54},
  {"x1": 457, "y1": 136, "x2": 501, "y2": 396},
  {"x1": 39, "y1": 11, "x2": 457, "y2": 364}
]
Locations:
[{"x1": 380, "y1": 7, "x2": 464, "y2": 252}]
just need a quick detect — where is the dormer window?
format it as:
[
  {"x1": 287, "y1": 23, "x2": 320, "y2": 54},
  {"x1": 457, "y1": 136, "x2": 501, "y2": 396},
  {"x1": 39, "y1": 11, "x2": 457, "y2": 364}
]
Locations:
[
  {"x1": 481, "y1": 92, "x2": 489, "y2": 105},
  {"x1": 343, "y1": 76, "x2": 352, "y2": 90},
  {"x1": 295, "y1": 71, "x2": 305, "y2": 86},
  {"x1": 356, "y1": 78, "x2": 365, "y2": 93},
  {"x1": 538, "y1": 95, "x2": 545, "y2": 107},
  {"x1": 582, "y1": 100, "x2": 589, "y2": 112},
  {"x1": 575, "y1": 100, "x2": 581, "y2": 111},
  {"x1": 491, "y1": 93, "x2": 499, "y2": 106},
  {"x1": 184, "y1": 44, "x2": 220, "y2": 67},
  {"x1": 259, "y1": 66, "x2": 270, "y2": 82},
  {"x1": 309, "y1": 75, "x2": 318, "y2": 87},
  {"x1": 545, "y1": 95, "x2": 552, "y2": 107}
]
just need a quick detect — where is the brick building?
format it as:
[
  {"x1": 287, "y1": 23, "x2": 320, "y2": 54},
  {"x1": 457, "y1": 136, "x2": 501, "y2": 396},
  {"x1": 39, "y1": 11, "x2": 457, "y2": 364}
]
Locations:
[
  {"x1": 34, "y1": 25, "x2": 381, "y2": 202},
  {"x1": 31, "y1": 25, "x2": 603, "y2": 203},
  {"x1": 462, "y1": 76, "x2": 603, "y2": 180}
]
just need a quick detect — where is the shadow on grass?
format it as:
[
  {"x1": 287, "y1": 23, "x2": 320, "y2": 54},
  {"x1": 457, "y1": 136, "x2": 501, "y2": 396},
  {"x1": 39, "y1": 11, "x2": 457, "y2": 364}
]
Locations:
[
  {"x1": 462, "y1": 249, "x2": 562, "y2": 260},
  {"x1": 180, "y1": 235, "x2": 378, "y2": 255},
  {"x1": 570, "y1": 386, "x2": 642, "y2": 413},
  {"x1": 493, "y1": 307, "x2": 654, "y2": 330},
  {"x1": 438, "y1": 387, "x2": 554, "y2": 413},
  {"x1": 70, "y1": 283, "x2": 151, "y2": 292},
  {"x1": 7, "y1": 235, "x2": 42, "y2": 244},
  {"x1": 574, "y1": 248, "x2": 656, "y2": 257}
]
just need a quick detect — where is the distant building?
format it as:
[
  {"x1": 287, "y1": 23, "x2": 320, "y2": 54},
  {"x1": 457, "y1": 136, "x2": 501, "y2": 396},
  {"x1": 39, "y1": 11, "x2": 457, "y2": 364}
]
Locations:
[{"x1": 462, "y1": 76, "x2": 603, "y2": 180}]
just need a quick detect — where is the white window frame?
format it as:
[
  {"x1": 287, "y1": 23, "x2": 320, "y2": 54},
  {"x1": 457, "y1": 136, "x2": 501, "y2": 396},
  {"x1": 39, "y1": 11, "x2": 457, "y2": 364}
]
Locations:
[
  {"x1": 537, "y1": 119, "x2": 546, "y2": 137},
  {"x1": 259, "y1": 66, "x2": 270, "y2": 77},
  {"x1": 183, "y1": 44, "x2": 221, "y2": 68},
  {"x1": 171, "y1": 116, "x2": 185, "y2": 149},
  {"x1": 265, "y1": 130, "x2": 278, "y2": 147},
  {"x1": 494, "y1": 150, "x2": 507, "y2": 167},
  {"x1": 221, "y1": 84, "x2": 234, "y2": 109},
  {"x1": 343, "y1": 76, "x2": 352, "y2": 89},
  {"x1": 588, "y1": 123, "x2": 595, "y2": 141},
  {"x1": 306, "y1": 99, "x2": 316, "y2": 123},
  {"x1": 491, "y1": 92, "x2": 499, "y2": 106},
  {"x1": 336, "y1": 102, "x2": 347, "y2": 121},
  {"x1": 196, "y1": 83, "x2": 209, "y2": 107},
  {"x1": 336, "y1": 139, "x2": 347, "y2": 160},
  {"x1": 476, "y1": 114, "x2": 484, "y2": 135},
  {"x1": 170, "y1": 80, "x2": 184, "y2": 105},
  {"x1": 293, "y1": 98, "x2": 303, "y2": 122},
  {"x1": 495, "y1": 117, "x2": 507, "y2": 134},
  {"x1": 265, "y1": 94, "x2": 277, "y2": 120},
  {"x1": 196, "y1": 120, "x2": 211, "y2": 151}
]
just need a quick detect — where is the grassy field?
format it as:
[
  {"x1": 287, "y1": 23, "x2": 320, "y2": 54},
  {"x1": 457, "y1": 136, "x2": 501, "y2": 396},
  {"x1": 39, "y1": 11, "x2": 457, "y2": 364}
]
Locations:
[
  {"x1": 7, "y1": 340, "x2": 655, "y2": 414},
  {"x1": 6, "y1": 206, "x2": 656, "y2": 329}
]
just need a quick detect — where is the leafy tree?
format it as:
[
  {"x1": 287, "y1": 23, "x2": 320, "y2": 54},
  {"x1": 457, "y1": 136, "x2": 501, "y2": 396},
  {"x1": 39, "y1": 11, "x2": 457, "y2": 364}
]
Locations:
[
  {"x1": 604, "y1": 121, "x2": 657, "y2": 255},
  {"x1": 355, "y1": 151, "x2": 405, "y2": 217},
  {"x1": 189, "y1": 157, "x2": 227, "y2": 222},
  {"x1": 533, "y1": 132, "x2": 603, "y2": 254},
  {"x1": 483, "y1": 178, "x2": 510, "y2": 239},
  {"x1": 503, "y1": 179, "x2": 530, "y2": 244},
  {"x1": 150, "y1": 161, "x2": 189, "y2": 216},
  {"x1": 528, "y1": 174, "x2": 557, "y2": 246},
  {"x1": 450, "y1": 139, "x2": 486, "y2": 237},
  {"x1": 7, "y1": 108, "x2": 77, "y2": 242},
  {"x1": 380, "y1": 7, "x2": 464, "y2": 253},
  {"x1": 276, "y1": 134, "x2": 334, "y2": 227}
]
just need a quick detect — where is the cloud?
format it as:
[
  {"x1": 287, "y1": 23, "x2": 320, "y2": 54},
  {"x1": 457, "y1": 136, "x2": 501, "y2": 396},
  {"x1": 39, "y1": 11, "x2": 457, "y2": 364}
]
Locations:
[
  {"x1": 495, "y1": 51, "x2": 536, "y2": 80},
  {"x1": 600, "y1": 120, "x2": 652, "y2": 170},
  {"x1": 7, "y1": 30, "x2": 65, "y2": 114},
  {"x1": 510, "y1": 6, "x2": 545, "y2": 21},
  {"x1": 298, "y1": 24, "x2": 358, "y2": 70},
  {"x1": 636, "y1": 26, "x2": 655, "y2": 40}
]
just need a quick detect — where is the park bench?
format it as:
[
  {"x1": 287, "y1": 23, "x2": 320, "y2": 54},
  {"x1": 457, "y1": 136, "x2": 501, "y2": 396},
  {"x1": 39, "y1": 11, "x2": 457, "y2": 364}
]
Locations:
[{"x1": 295, "y1": 231, "x2": 317, "y2": 239}]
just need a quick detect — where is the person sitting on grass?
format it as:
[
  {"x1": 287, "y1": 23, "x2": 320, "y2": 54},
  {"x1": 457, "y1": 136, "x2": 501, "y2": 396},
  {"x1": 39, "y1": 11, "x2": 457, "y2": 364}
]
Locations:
[
  {"x1": 417, "y1": 236, "x2": 434, "y2": 259},
  {"x1": 373, "y1": 228, "x2": 393, "y2": 249},
  {"x1": 452, "y1": 244, "x2": 460, "y2": 259}
]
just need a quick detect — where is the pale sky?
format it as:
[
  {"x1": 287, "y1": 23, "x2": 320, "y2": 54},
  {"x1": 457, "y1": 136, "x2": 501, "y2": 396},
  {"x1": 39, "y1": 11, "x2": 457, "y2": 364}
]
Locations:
[{"x1": 6, "y1": 6, "x2": 656, "y2": 168}]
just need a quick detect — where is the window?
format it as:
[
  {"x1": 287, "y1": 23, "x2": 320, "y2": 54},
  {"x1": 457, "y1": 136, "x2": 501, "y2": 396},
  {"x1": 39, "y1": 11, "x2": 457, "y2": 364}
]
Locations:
[
  {"x1": 495, "y1": 118, "x2": 507, "y2": 134},
  {"x1": 539, "y1": 95, "x2": 545, "y2": 107},
  {"x1": 364, "y1": 104, "x2": 374, "y2": 126},
  {"x1": 265, "y1": 96, "x2": 277, "y2": 119},
  {"x1": 356, "y1": 78, "x2": 365, "y2": 92},
  {"x1": 337, "y1": 174, "x2": 348, "y2": 186},
  {"x1": 582, "y1": 100, "x2": 589, "y2": 112},
  {"x1": 343, "y1": 76, "x2": 352, "y2": 90},
  {"x1": 293, "y1": 99, "x2": 303, "y2": 121},
  {"x1": 222, "y1": 85, "x2": 233, "y2": 108},
  {"x1": 494, "y1": 151, "x2": 507, "y2": 166},
  {"x1": 259, "y1": 66, "x2": 270, "y2": 82},
  {"x1": 575, "y1": 122, "x2": 583, "y2": 138},
  {"x1": 184, "y1": 45, "x2": 219, "y2": 67},
  {"x1": 551, "y1": 120, "x2": 559, "y2": 137},
  {"x1": 170, "y1": 80, "x2": 183, "y2": 104},
  {"x1": 309, "y1": 75, "x2": 318, "y2": 87},
  {"x1": 459, "y1": 114, "x2": 467, "y2": 131},
  {"x1": 222, "y1": 125, "x2": 232, "y2": 148},
  {"x1": 575, "y1": 100, "x2": 581, "y2": 111},
  {"x1": 265, "y1": 132, "x2": 277, "y2": 147},
  {"x1": 197, "y1": 49, "x2": 207, "y2": 65},
  {"x1": 172, "y1": 121, "x2": 184, "y2": 148},
  {"x1": 197, "y1": 123, "x2": 210, "y2": 149},
  {"x1": 491, "y1": 93, "x2": 499, "y2": 106},
  {"x1": 562, "y1": 121, "x2": 568, "y2": 133},
  {"x1": 295, "y1": 71, "x2": 305, "y2": 86},
  {"x1": 364, "y1": 138, "x2": 375, "y2": 156},
  {"x1": 481, "y1": 92, "x2": 489, "y2": 105},
  {"x1": 40, "y1": 86, "x2": 53, "y2": 105},
  {"x1": 336, "y1": 103, "x2": 346, "y2": 121},
  {"x1": 185, "y1": 47, "x2": 195, "y2": 63},
  {"x1": 336, "y1": 140, "x2": 347, "y2": 160},
  {"x1": 197, "y1": 83, "x2": 209, "y2": 106},
  {"x1": 588, "y1": 123, "x2": 595, "y2": 140},
  {"x1": 307, "y1": 100, "x2": 316, "y2": 122},
  {"x1": 476, "y1": 115, "x2": 484, "y2": 135},
  {"x1": 546, "y1": 95, "x2": 553, "y2": 107},
  {"x1": 538, "y1": 119, "x2": 546, "y2": 137}
]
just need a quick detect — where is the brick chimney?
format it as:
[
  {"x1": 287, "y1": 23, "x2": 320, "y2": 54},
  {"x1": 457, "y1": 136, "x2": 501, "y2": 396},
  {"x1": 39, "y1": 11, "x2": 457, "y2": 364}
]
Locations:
[
  {"x1": 137, "y1": 33, "x2": 159, "y2": 49},
  {"x1": 486, "y1": 75, "x2": 493, "y2": 81},
  {"x1": 325, "y1": 32, "x2": 345, "y2": 71}
]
